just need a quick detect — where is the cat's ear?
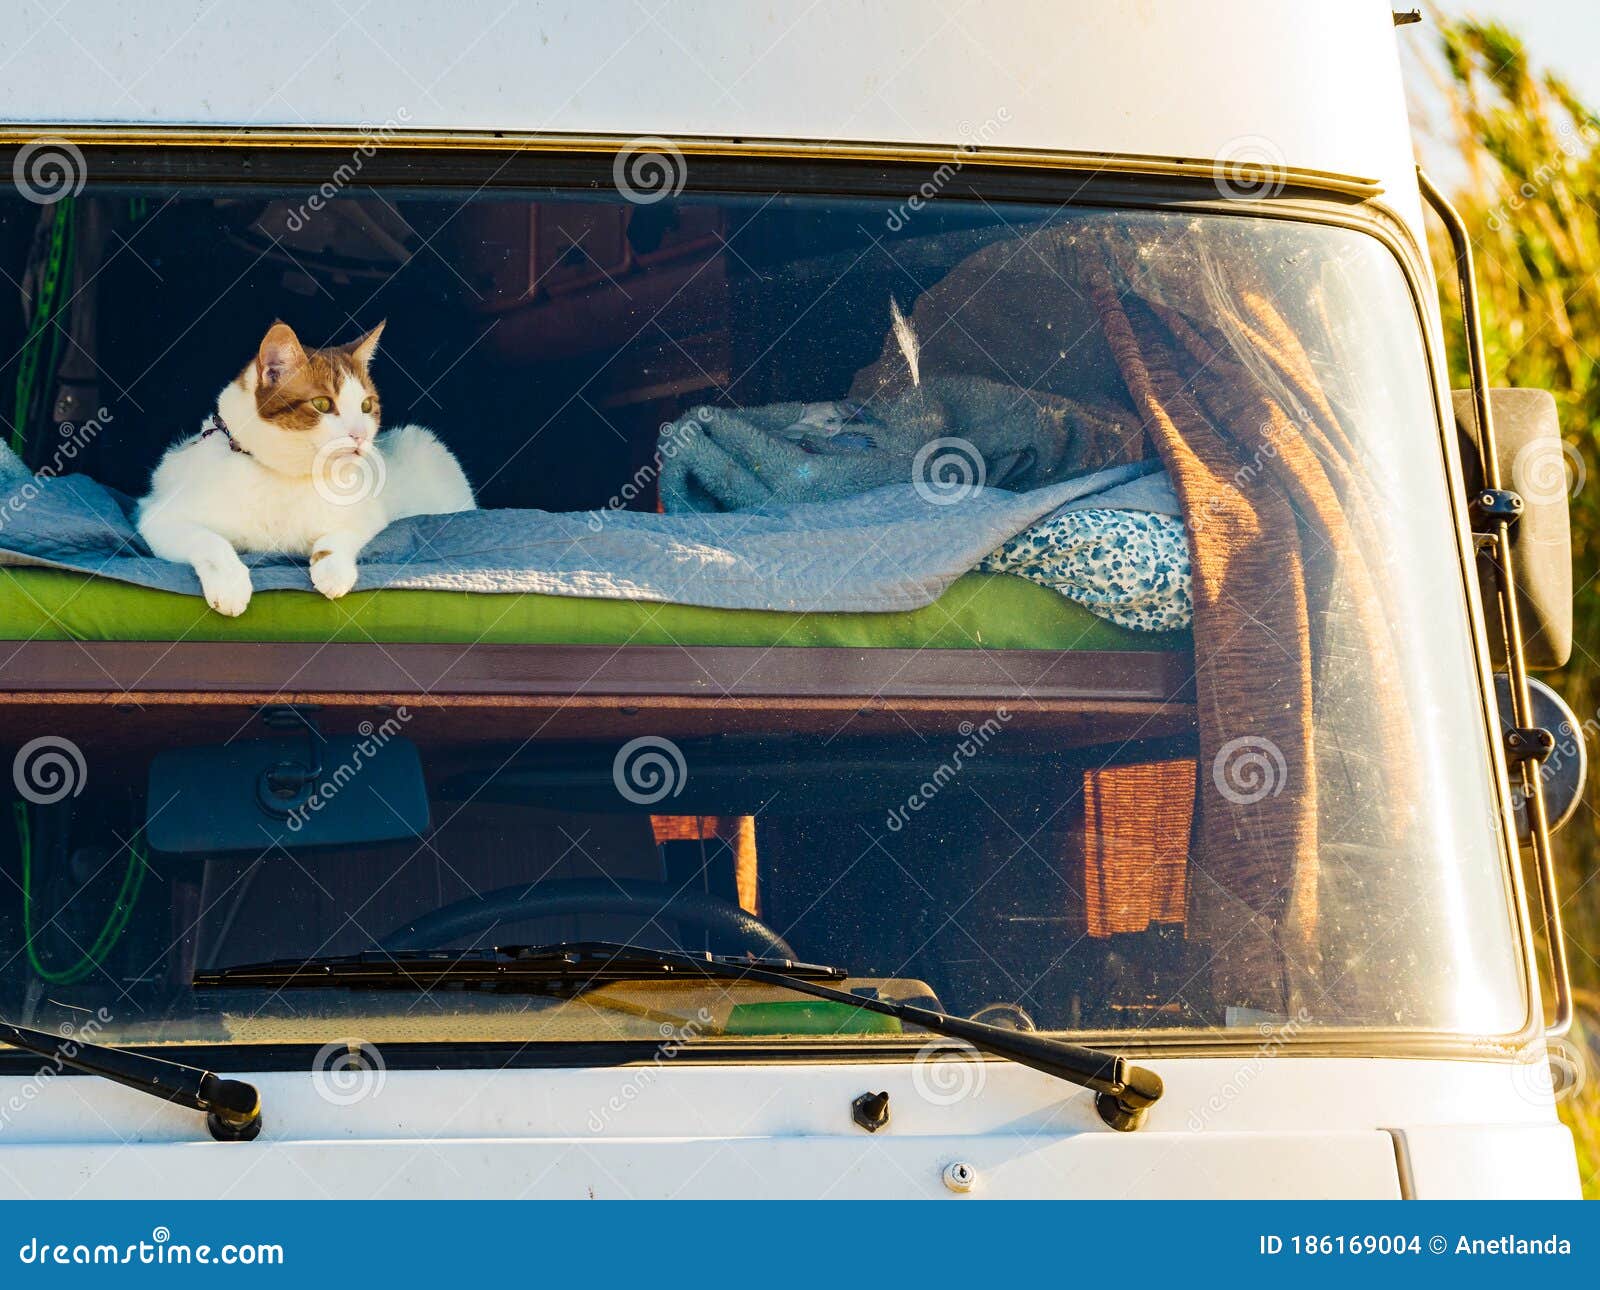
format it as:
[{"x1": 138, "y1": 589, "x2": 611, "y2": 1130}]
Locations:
[
  {"x1": 349, "y1": 320, "x2": 385, "y2": 368},
  {"x1": 256, "y1": 322, "x2": 307, "y2": 387}
]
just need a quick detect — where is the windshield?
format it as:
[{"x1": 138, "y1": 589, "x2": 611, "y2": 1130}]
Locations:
[{"x1": 0, "y1": 151, "x2": 1524, "y2": 1053}]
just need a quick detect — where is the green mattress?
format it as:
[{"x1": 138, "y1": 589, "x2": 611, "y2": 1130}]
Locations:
[{"x1": 0, "y1": 567, "x2": 1185, "y2": 651}]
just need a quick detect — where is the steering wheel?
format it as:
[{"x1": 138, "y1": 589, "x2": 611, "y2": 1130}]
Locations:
[{"x1": 382, "y1": 878, "x2": 796, "y2": 959}]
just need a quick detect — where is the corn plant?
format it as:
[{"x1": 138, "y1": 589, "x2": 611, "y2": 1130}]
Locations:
[{"x1": 1428, "y1": 16, "x2": 1600, "y2": 1194}]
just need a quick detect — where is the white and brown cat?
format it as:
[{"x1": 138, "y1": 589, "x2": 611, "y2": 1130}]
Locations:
[{"x1": 137, "y1": 321, "x2": 475, "y2": 616}]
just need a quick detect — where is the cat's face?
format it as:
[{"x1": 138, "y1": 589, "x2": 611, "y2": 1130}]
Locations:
[{"x1": 223, "y1": 321, "x2": 385, "y2": 474}]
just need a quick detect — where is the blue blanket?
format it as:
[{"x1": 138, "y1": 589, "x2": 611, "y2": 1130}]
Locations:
[{"x1": 0, "y1": 445, "x2": 1168, "y2": 614}]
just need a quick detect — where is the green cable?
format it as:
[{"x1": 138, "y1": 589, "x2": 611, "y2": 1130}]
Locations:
[
  {"x1": 14, "y1": 801, "x2": 147, "y2": 986},
  {"x1": 11, "y1": 196, "x2": 76, "y2": 458}
]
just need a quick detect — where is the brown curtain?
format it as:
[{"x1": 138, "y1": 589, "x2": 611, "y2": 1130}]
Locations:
[
  {"x1": 1086, "y1": 222, "x2": 1412, "y2": 1014},
  {"x1": 1081, "y1": 762, "x2": 1193, "y2": 938},
  {"x1": 853, "y1": 217, "x2": 1411, "y2": 1016}
]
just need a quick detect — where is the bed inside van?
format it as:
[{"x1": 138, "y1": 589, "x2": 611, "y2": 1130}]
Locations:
[{"x1": 0, "y1": 147, "x2": 1202, "y2": 712}]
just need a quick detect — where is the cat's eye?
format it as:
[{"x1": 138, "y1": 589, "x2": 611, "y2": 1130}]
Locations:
[
  {"x1": 361, "y1": 397, "x2": 374, "y2": 414},
  {"x1": 310, "y1": 396, "x2": 333, "y2": 414}
]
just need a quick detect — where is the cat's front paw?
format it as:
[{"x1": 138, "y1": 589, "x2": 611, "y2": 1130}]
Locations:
[
  {"x1": 200, "y1": 560, "x2": 253, "y2": 617},
  {"x1": 311, "y1": 552, "x2": 359, "y2": 600}
]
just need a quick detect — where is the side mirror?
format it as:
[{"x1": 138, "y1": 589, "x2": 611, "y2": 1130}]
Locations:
[
  {"x1": 1453, "y1": 388, "x2": 1573, "y2": 669},
  {"x1": 1494, "y1": 674, "x2": 1588, "y2": 841}
]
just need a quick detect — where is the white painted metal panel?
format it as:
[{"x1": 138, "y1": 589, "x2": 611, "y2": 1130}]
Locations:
[
  {"x1": 0, "y1": 1058, "x2": 1572, "y2": 1199},
  {"x1": 1393, "y1": 1123, "x2": 1583, "y2": 1200},
  {"x1": 0, "y1": 0, "x2": 1424, "y2": 232},
  {"x1": 0, "y1": 1133, "x2": 1403, "y2": 1200}
]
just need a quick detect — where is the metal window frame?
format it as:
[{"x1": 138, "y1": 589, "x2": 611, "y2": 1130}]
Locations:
[
  {"x1": 0, "y1": 129, "x2": 1554, "y2": 1065},
  {"x1": 1418, "y1": 168, "x2": 1572, "y2": 1037}
]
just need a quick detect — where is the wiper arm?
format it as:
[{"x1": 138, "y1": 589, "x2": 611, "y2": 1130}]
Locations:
[
  {"x1": 196, "y1": 941, "x2": 1162, "y2": 1130},
  {"x1": 670, "y1": 949, "x2": 1164, "y2": 1131},
  {"x1": 0, "y1": 1020, "x2": 261, "y2": 1142}
]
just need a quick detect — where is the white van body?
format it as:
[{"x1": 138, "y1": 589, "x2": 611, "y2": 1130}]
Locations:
[{"x1": 0, "y1": 0, "x2": 1580, "y2": 1199}]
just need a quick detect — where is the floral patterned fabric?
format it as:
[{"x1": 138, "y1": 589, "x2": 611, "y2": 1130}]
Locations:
[{"x1": 980, "y1": 508, "x2": 1192, "y2": 633}]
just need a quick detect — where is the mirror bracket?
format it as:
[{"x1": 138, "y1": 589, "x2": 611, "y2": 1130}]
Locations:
[
  {"x1": 1504, "y1": 726, "x2": 1556, "y2": 765},
  {"x1": 1472, "y1": 488, "x2": 1525, "y2": 524}
]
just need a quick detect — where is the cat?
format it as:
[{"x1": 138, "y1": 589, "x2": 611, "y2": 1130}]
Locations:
[{"x1": 136, "y1": 320, "x2": 475, "y2": 616}]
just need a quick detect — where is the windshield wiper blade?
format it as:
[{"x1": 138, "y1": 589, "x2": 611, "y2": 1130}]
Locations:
[
  {"x1": 193, "y1": 941, "x2": 848, "y2": 993},
  {"x1": 0, "y1": 1019, "x2": 261, "y2": 1142},
  {"x1": 196, "y1": 940, "x2": 1162, "y2": 1130}
]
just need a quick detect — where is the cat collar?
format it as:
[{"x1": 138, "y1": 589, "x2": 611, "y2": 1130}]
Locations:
[{"x1": 199, "y1": 413, "x2": 249, "y2": 455}]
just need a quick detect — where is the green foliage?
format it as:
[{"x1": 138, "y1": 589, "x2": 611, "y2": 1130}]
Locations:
[{"x1": 1431, "y1": 16, "x2": 1600, "y2": 1195}]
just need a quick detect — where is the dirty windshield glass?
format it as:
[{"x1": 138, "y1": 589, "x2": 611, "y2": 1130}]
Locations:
[{"x1": 0, "y1": 160, "x2": 1524, "y2": 1055}]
